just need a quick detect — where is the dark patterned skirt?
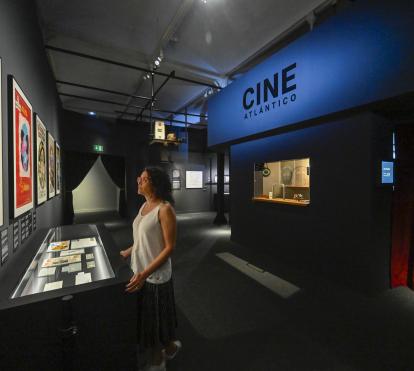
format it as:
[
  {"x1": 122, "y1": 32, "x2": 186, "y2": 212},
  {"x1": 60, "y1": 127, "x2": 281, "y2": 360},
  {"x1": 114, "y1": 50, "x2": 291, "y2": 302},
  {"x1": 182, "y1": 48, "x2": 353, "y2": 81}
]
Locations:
[{"x1": 137, "y1": 278, "x2": 178, "y2": 349}]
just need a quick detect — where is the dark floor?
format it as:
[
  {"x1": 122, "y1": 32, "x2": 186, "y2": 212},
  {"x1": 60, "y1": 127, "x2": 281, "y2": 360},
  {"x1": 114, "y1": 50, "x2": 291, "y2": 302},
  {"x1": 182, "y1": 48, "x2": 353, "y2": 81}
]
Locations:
[{"x1": 78, "y1": 211, "x2": 414, "y2": 371}]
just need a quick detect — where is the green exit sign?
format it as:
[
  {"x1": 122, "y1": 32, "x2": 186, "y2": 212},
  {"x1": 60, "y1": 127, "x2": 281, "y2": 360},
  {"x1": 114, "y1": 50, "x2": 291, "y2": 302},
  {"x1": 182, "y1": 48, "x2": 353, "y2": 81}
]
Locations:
[{"x1": 93, "y1": 144, "x2": 104, "y2": 152}]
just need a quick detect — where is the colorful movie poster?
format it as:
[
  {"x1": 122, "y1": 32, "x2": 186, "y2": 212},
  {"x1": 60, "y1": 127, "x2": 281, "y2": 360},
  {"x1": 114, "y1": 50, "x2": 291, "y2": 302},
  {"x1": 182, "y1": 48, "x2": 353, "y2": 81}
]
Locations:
[
  {"x1": 48, "y1": 132, "x2": 55, "y2": 198},
  {"x1": 12, "y1": 78, "x2": 33, "y2": 218},
  {"x1": 35, "y1": 115, "x2": 47, "y2": 204},
  {"x1": 55, "y1": 142, "x2": 61, "y2": 195},
  {"x1": 0, "y1": 59, "x2": 3, "y2": 226}
]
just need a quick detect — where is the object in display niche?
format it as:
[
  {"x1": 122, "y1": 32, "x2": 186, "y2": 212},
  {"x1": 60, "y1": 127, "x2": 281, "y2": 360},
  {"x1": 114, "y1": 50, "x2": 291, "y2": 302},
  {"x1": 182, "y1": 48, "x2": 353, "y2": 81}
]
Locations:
[
  {"x1": 35, "y1": 115, "x2": 47, "y2": 204},
  {"x1": 47, "y1": 240, "x2": 70, "y2": 252},
  {"x1": 154, "y1": 121, "x2": 166, "y2": 140},
  {"x1": 185, "y1": 170, "x2": 203, "y2": 189},
  {"x1": 86, "y1": 253, "x2": 94, "y2": 260},
  {"x1": 41, "y1": 254, "x2": 81, "y2": 268},
  {"x1": 43, "y1": 280, "x2": 63, "y2": 292},
  {"x1": 38, "y1": 267, "x2": 56, "y2": 277},
  {"x1": 262, "y1": 163, "x2": 271, "y2": 177},
  {"x1": 281, "y1": 163, "x2": 293, "y2": 184},
  {"x1": 70, "y1": 237, "x2": 97, "y2": 249},
  {"x1": 11, "y1": 77, "x2": 34, "y2": 218},
  {"x1": 48, "y1": 132, "x2": 55, "y2": 198},
  {"x1": 172, "y1": 180, "x2": 181, "y2": 190},
  {"x1": 60, "y1": 249, "x2": 85, "y2": 257},
  {"x1": 75, "y1": 272, "x2": 92, "y2": 285},
  {"x1": 55, "y1": 142, "x2": 61, "y2": 195},
  {"x1": 0, "y1": 60, "x2": 3, "y2": 226},
  {"x1": 87, "y1": 261, "x2": 96, "y2": 269},
  {"x1": 253, "y1": 158, "x2": 310, "y2": 206}
]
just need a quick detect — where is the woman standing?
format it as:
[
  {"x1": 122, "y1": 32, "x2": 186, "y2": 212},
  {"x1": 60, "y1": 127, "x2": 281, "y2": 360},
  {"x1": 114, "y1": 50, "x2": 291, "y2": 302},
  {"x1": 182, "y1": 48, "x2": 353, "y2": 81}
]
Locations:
[{"x1": 121, "y1": 167, "x2": 181, "y2": 371}]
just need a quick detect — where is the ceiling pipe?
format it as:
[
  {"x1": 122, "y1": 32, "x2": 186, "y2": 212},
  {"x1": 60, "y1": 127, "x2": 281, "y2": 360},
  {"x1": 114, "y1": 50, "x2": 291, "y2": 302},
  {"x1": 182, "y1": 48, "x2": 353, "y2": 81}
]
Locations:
[
  {"x1": 115, "y1": 110, "x2": 207, "y2": 127},
  {"x1": 58, "y1": 92, "x2": 207, "y2": 118},
  {"x1": 45, "y1": 45, "x2": 221, "y2": 90},
  {"x1": 56, "y1": 80, "x2": 154, "y2": 101}
]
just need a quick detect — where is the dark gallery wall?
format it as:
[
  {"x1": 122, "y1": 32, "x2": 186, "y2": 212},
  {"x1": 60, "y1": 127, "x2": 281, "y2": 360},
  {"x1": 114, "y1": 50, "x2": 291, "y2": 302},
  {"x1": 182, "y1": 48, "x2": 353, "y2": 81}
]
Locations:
[
  {"x1": 231, "y1": 112, "x2": 393, "y2": 293},
  {"x1": 62, "y1": 110, "x2": 219, "y2": 217},
  {"x1": 0, "y1": 0, "x2": 63, "y2": 264}
]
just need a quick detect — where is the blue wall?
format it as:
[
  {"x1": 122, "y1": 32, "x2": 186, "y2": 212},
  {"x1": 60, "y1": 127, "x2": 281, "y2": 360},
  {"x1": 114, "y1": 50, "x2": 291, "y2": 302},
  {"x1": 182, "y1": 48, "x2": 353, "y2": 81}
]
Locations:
[
  {"x1": 230, "y1": 112, "x2": 393, "y2": 293},
  {"x1": 209, "y1": 0, "x2": 414, "y2": 146}
]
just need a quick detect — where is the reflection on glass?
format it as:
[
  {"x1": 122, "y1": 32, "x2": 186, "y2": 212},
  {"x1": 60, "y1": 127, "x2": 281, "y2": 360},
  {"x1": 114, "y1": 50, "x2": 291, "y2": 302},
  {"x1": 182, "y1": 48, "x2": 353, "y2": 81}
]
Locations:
[
  {"x1": 254, "y1": 158, "x2": 310, "y2": 204},
  {"x1": 11, "y1": 224, "x2": 115, "y2": 298}
]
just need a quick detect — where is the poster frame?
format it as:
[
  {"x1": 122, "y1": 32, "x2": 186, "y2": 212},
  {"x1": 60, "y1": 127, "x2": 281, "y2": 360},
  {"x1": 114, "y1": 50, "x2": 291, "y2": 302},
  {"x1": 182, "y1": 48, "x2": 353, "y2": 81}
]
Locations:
[
  {"x1": 34, "y1": 113, "x2": 47, "y2": 205},
  {"x1": 185, "y1": 170, "x2": 203, "y2": 189},
  {"x1": 9, "y1": 75, "x2": 34, "y2": 218},
  {"x1": 47, "y1": 131, "x2": 56, "y2": 199},
  {"x1": 55, "y1": 141, "x2": 61, "y2": 195}
]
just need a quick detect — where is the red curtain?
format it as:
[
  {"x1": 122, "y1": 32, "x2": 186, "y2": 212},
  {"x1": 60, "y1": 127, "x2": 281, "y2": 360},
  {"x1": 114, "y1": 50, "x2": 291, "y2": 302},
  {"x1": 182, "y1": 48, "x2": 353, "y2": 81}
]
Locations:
[{"x1": 391, "y1": 125, "x2": 414, "y2": 288}]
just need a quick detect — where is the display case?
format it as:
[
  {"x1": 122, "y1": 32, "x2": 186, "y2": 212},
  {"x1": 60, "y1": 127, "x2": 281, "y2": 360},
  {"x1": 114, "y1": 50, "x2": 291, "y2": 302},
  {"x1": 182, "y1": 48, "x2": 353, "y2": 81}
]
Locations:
[
  {"x1": 253, "y1": 158, "x2": 311, "y2": 206},
  {"x1": 0, "y1": 224, "x2": 136, "y2": 371},
  {"x1": 11, "y1": 224, "x2": 115, "y2": 298}
]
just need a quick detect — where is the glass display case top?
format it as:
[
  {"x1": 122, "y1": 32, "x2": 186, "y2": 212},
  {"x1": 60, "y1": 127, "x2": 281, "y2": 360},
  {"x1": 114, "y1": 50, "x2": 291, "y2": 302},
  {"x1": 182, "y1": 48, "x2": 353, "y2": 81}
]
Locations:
[
  {"x1": 254, "y1": 158, "x2": 310, "y2": 205},
  {"x1": 11, "y1": 224, "x2": 115, "y2": 299}
]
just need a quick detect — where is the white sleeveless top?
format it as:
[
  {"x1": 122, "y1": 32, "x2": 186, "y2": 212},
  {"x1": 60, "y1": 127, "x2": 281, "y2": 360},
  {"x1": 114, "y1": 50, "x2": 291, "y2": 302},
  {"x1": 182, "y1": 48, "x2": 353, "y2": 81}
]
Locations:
[{"x1": 130, "y1": 202, "x2": 172, "y2": 284}]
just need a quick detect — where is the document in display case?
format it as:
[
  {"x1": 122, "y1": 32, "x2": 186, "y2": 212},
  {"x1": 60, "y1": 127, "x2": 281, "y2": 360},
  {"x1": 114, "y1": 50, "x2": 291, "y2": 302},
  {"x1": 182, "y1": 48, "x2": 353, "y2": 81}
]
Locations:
[{"x1": 11, "y1": 224, "x2": 115, "y2": 298}]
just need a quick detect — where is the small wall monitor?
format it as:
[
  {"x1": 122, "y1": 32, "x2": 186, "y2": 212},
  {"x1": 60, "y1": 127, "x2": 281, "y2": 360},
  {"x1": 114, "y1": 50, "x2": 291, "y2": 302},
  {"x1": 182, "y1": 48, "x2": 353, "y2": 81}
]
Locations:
[{"x1": 381, "y1": 161, "x2": 394, "y2": 184}]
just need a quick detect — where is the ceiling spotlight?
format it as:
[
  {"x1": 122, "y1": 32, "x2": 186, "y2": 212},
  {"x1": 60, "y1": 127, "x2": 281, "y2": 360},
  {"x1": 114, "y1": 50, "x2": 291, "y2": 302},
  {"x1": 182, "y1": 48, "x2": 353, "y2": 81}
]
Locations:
[
  {"x1": 146, "y1": 73, "x2": 151, "y2": 79},
  {"x1": 154, "y1": 59, "x2": 160, "y2": 66},
  {"x1": 202, "y1": 0, "x2": 207, "y2": 3},
  {"x1": 88, "y1": 111, "x2": 96, "y2": 116}
]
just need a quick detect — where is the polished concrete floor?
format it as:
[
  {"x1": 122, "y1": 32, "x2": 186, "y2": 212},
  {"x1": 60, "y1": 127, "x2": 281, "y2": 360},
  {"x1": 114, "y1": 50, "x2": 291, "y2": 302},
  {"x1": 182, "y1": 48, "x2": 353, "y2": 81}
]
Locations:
[{"x1": 77, "y1": 211, "x2": 414, "y2": 371}]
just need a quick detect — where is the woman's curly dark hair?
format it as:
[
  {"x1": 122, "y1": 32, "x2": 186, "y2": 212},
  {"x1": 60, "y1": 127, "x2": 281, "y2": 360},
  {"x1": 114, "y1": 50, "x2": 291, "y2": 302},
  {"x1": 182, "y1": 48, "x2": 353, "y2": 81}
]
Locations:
[{"x1": 145, "y1": 166, "x2": 175, "y2": 205}]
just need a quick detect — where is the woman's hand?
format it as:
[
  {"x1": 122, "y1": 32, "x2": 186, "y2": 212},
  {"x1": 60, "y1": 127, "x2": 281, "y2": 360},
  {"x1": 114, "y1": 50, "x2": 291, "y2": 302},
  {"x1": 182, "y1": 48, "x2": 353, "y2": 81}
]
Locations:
[
  {"x1": 120, "y1": 248, "x2": 131, "y2": 259},
  {"x1": 125, "y1": 272, "x2": 146, "y2": 293}
]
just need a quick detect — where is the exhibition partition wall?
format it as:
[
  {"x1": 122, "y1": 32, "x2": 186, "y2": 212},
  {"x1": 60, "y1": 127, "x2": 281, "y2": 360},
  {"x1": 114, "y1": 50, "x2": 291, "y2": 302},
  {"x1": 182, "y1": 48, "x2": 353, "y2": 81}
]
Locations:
[
  {"x1": 62, "y1": 110, "x2": 220, "y2": 216},
  {"x1": 0, "y1": 0, "x2": 64, "y2": 269},
  {"x1": 207, "y1": 0, "x2": 413, "y2": 293}
]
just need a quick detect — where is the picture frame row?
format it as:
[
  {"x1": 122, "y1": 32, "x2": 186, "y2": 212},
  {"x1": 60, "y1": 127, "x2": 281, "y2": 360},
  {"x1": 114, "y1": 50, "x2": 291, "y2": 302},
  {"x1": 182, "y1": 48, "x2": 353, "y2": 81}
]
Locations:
[{"x1": 8, "y1": 69, "x2": 61, "y2": 220}]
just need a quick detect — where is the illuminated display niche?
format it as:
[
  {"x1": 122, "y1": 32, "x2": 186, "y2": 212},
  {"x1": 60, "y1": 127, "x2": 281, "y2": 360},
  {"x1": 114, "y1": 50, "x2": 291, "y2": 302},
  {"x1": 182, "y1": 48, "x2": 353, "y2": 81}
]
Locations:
[{"x1": 253, "y1": 158, "x2": 310, "y2": 206}]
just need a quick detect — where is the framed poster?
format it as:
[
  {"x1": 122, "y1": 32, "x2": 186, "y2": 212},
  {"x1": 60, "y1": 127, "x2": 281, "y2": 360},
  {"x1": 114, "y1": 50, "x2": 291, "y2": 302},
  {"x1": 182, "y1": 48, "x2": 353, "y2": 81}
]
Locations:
[
  {"x1": 0, "y1": 59, "x2": 3, "y2": 226},
  {"x1": 55, "y1": 142, "x2": 61, "y2": 195},
  {"x1": 35, "y1": 114, "x2": 47, "y2": 204},
  {"x1": 172, "y1": 180, "x2": 181, "y2": 190},
  {"x1": 185, "y1": 170, "x2": 203, "y2": 189},
  {"x1": 48, "y1": 132, "x2": 55, "y2": 198},
  {"x1": 10, "y1": 77, "x2": 33, "y2": 218}
]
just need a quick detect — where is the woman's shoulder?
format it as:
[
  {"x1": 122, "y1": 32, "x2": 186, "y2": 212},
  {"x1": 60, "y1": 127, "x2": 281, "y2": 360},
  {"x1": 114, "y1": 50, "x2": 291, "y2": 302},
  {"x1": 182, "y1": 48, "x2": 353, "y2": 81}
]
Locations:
[{"x1": 159, "y1": 201, "x2": 175, "y2": 215}]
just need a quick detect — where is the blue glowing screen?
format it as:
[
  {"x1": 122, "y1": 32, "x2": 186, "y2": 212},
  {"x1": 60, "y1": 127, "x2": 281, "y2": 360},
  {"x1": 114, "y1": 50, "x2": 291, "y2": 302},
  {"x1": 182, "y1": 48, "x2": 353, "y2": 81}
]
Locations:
[{"x1": 381, "y1": 161, "x2": 394, "y2": 184}]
